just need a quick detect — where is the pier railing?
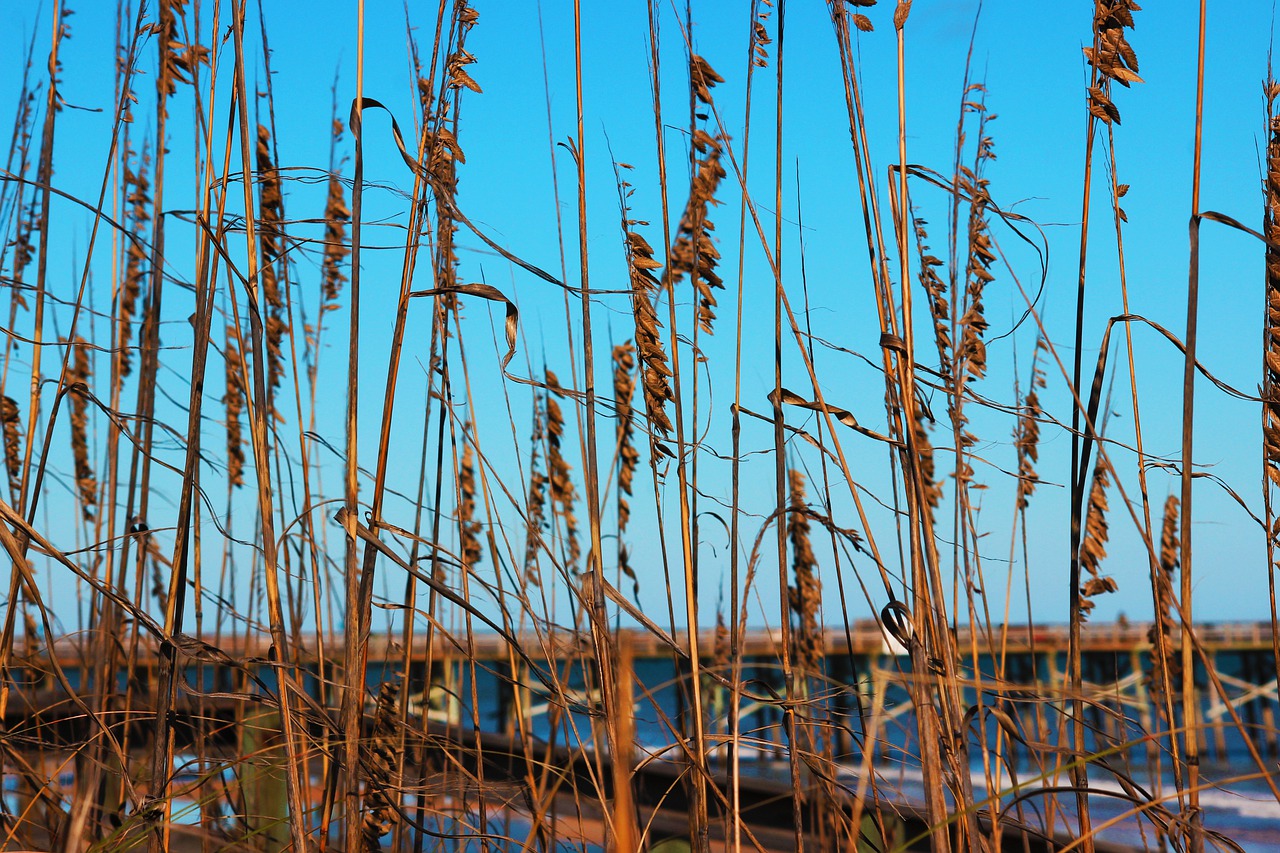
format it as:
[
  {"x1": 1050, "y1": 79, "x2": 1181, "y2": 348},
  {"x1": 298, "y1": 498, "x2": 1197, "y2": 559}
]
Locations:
[{"x1": 13, "y1": 619, "x2": 1280, "y2": 669}]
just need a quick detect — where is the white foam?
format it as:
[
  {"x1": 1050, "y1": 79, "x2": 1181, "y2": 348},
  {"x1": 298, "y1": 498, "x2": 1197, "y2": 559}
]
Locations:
[{"x1": 839, "y1": 759, "x2": 1280, "y2": 825}]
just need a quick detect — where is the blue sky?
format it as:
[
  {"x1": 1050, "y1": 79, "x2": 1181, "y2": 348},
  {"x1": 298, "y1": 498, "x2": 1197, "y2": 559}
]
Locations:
[{"x1": 2, "y1": 0, "x2": 1280, "y2": 632}]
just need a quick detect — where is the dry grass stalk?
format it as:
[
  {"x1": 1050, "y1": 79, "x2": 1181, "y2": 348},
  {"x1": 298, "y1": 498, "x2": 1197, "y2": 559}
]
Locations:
[
  {"x1": 118, "y1": 145, "x2": 151, "y2": 377},
  {"x1": 545, "y1": 370, "x2": 580, "y2": 573},
  {"x1": 2, "y1": 395, "x2": 22, "y2": 496},
  {"x1": 613, "y1": 341, "x2": 639, "y2": 593},
  {"x1": 1147, "y1": 495, "x2": 1181, "y2": 702},
  {"x1": 458, "y1": 428, "x2": 482, "y2": 569},
  {"x1": 223, "y1": 331, "x2": 246, "y2": 489},
  {"x1": 255, "y1": 123, "x2": 288, "y2": 395},
  {"x1": 1083, "y1": 0, "x2": 1143, "y2": 126},
  {"x1": 1079, "y1": 456, "x2": 1117, "y2": 620},
  {"x1": 64, "y1": 336, "x2": 95, "y2": 519},
  {"x1": 6, "y1": 7, "x2": 1275, "y2": 853},
  {"x1": 787, "y1": 469, "x2": 822, "y2": 674}
]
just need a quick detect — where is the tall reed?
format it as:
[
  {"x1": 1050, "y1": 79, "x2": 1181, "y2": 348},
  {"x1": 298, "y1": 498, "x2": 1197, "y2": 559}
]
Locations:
[{"x1": 1, "y1": 5, "x2": 1277, "y2": 853}]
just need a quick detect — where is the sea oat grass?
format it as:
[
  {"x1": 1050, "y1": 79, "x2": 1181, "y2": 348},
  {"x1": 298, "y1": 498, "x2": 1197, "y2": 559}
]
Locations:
[
  {"x1": 1147, "y1": 495, "x2": 1181, "y2": 703},
  {"x1": 624, "y1": 225, "x2": 675, "y2": 446},
  {"x1": 2, "y1": 395, "x2": 22, "y2": 497},
  {"x1": 223, "y1": 332, "x2": 247, "y2": 489},
  {"x1": 787, "y1": 469, "x2": 822, "y2": 676},
  {"x1": 1079, "y1": 456, "x2": 1117, "y2": 621},
  {"x1": 458, "y1": 428, "x2": 482, "y2": 569},
  {"x1": 255, "y1": 123, "x2": 288, "y2": 397},
  {"x1": 612, "y1": 341, "x2": 639, "y2": 593},
  {"x1": 545, "y1": 370, "x2": 580, "y2": 573},
  {"x1": 117, "y1": 146, "x2": 150, "y2": 378},
  {"x1": 1, "y1": 6, "x2": 1276, "y2": 853},
  {"x1": 64, "y1": 336, "x2": 95, "y2": 519}
]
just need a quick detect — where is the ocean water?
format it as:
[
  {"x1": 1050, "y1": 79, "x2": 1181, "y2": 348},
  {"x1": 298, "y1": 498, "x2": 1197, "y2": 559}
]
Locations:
[
  {"x1": 6, "y1": 649, "x2": 1279, "y2": 849},
  {"x1": 859, "y1": 759, "x2": 1280, "y2": 852},
  {"x1": 464, "y1": 652, "x2": 1280, "y2": 851}
]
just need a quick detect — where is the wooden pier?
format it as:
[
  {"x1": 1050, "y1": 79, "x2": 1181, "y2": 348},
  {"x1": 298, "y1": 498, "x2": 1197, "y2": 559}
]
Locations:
[
  {"x1": 7, "y1": 620, "x2": 1280, "y2": 761},
  {"x1": 14, "y1": 619, "x2": 1280, "y2": 668},
  {"x1": 5, "y1": 621, "x2": 1277, "y2": 852}
]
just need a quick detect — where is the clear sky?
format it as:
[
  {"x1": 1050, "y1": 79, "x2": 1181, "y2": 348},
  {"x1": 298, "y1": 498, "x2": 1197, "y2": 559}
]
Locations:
[{"x1": 2, "y1": 1, "x2": 1279, "y2": 633}]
